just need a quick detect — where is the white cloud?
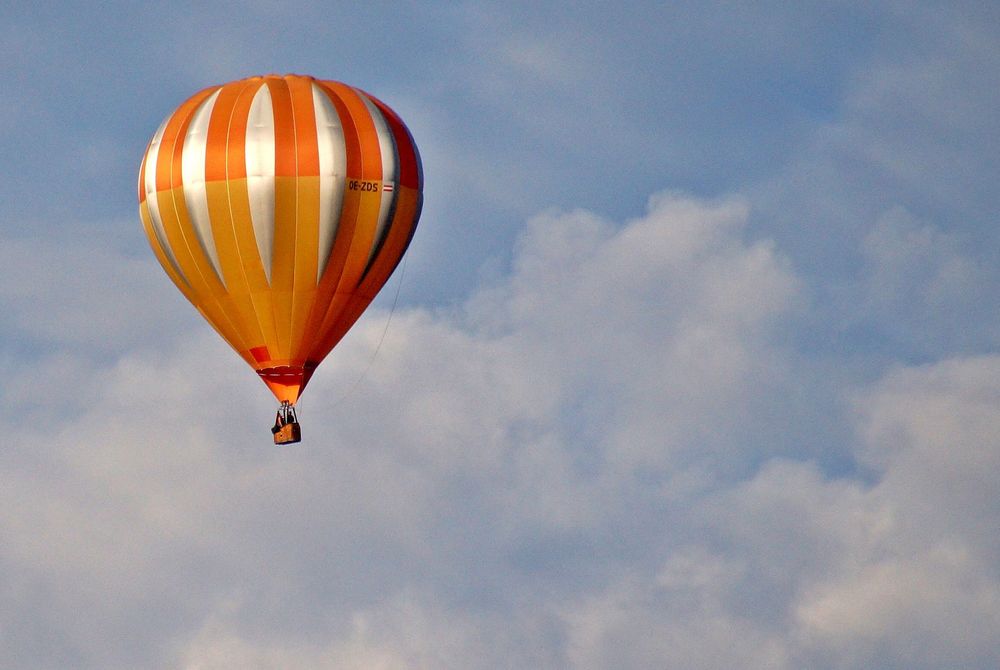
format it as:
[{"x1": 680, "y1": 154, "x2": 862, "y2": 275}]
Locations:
[
  {"x1": 1, "y1": 192, "x2": 998, "y2": 669},
  {"x1": 854, "y1": 356, "x2": 1000, "y2": 558},
  {"x1": 0, "y1": 192, "x2": 801, "y2": 667},
  {"x1": 784, "y1": 357, "x2": 1000, "y2": 669},
  {"x1": 796, "y1": 544, "x2": 1000, "y2": 668}
]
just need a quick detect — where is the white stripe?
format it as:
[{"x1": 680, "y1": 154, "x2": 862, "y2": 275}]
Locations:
[
  {"x1": 143, "y1": 117, "x2": 187, "y2": 284},
  {"x1": 181, "y1": 89, "x2": 226, "y2": 286},
  {"x1": 246, "y1": 84, "x2": 276, "y2": 284},
  {"x1": 313, "y1": 83, "x2": 347, "y2": 282},
  {"x1": 359, "y1": 93, "x2": 399, "y2": 265}
]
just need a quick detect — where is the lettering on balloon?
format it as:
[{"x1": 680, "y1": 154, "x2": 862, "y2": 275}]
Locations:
[{"x1": 347, "y1": 179, "x2": 382, "y2": 193}]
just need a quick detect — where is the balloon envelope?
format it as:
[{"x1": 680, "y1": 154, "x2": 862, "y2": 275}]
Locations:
[{"x1": 139, "y1": 74, "x2": 422, "y2": 404}]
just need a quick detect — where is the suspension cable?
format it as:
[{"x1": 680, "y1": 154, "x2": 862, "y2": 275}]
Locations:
[{"x1": 329, "y1": 254, "x2": 408, "y2": 408}]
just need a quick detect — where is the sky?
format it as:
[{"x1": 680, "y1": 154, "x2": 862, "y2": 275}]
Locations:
[{"x1": 1, "y1": 1, "x2": 999, "y2": 668}]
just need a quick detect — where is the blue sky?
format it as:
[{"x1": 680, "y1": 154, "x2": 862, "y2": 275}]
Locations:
[{"x1": 1, "y1": 2, "x2": 999, "y2": 668}]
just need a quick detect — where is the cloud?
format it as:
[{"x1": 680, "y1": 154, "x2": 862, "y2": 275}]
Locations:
[
  {"x1": 789, "y1": 355, "x2": 1000, "y2": 668},
  {"x1": 2, "y1": 190, "x2": 998, "y2": 669},
  {"x1": 557, "y1": 349, "x2": 1000, "y2": 669},
  {"x1": 0, "y1": 192, "x2": 799, "y2": 667}
]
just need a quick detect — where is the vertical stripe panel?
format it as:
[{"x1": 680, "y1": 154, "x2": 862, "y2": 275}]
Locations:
[
  {"x1": 143, "y1": 118, "x2": 188, "y2": 285},
  {"x1": 318, "y1": 80, "x2": 383, "y2": 293},
  {"x1": 181, "y1": 88, "x2": 226, "y2": 285},
  {"x1": 306, "y1": 80, "x2": 384, "y2": 357},
  {"x1": 245, "y1": 84, "x2": 276, "y2": 283},
  {"x1": 358, "y1": 93, "x2": 399, "y2": 267},
  {"x1": 225, "y1": 80, "x2": 278, "y2": 357},
  {"x1": 287, "y1": 76, "x2": 322, "y2": 358},
  {"x1": 312, "y1": 82, "x2": 347, "y2": 282},
  {"x1": 264, "y1": 77, "x2": 297, "y2": 356}
]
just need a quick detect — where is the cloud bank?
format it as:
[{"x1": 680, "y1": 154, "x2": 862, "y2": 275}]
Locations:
[{"x1": 1, "y1": 193, "x2": 996, "y2": 669}]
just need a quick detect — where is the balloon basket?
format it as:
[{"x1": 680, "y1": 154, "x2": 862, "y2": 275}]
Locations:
[{"x1": 271, "y1": 402, "x2": 302, "y2": 445}]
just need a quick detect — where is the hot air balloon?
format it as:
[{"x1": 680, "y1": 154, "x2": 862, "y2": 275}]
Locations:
[{"x1": 138, "y1": 74, "x2": 423, "y2": 444}]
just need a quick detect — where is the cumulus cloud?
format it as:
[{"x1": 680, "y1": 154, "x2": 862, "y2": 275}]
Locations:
[
  {"x1": 553, "y1": 349, "x2": 1000, "y2": 669},
  {"x1": 789, "y1": 356, "x2": 1000, "y2": 668},
  {"x1": 1, "y1": 192, "x2": 998, "y2": 669}
]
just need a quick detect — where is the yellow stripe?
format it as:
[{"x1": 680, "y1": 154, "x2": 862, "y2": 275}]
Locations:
[
  {"x1": 271, "y1": 175, "x2": 297, "y2": 357},
  {"x1": 144, "y1": 200, "x2": 257, "y2": 366},
  {"x1": 155, "y1": 186, "x2": 254, "y2": 362},
  {"x1": 140, "y1": 201, "x2": 191, "y2": 297},
  {"x1": 290, "y1": 175, "x2": 320, "y2": 360},
  {"x1": 204, "y1": 179, "x2": 266, "y2": 360},
  {"x1": 223, "y1": 175, "x2": 279, "y2": 361}
]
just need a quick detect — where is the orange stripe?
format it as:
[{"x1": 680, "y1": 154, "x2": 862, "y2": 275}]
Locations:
[
  {"x1": 287, "y1": 76, "x2": 322, "y2": 359},
  {"x1": 168, "y1": 97, "x2": 225, "y2": 300},
  {"x1": 322, "y1": 81, "x2": 383, "y2": 181},
  {"x1": 204, "y1": 179, "x2": 264, "y2": 362},
  {"x1": 163, "y1": 91, "x2": 253, "y2": 357},
  {"x1": 170, "y1": 89, "x2": 218, "y2": 191},
  {"x1": 156, "y1": 92, "x2": 209, "y2": 194},
  {"x1": 317, "y1": 80, "x2": 363, "y2": 178},
  {"x1": 307, "y1": 186, "x2": 392, "y2": 361},
  {"x1": 267, "y1": 76, "x2": 297, "y2": 178},
  {"x1": 204, "y1": 83, "x2": 245, "y2": 182},
  {"x1": 311, "y1": 80, "x2": 384, "y2": 343},
  {"x1": 289, "y1": 175, "x2": 320, "y2": 359},
  {"x1": 262, "y1": 77, "x2": 298, "y2": 357},
  {"x1": 288, "y1": 75, "x2": 320, "y2": 176},
  {"x1": 149, "y1": 88, "x2": 255, "y2": 359},
  {"x1": 213, "y1": 79, "x2": 276, "y2": 360},
  {"x1": 224, "y1": 80, "x2": 260, "y2": 181}
]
